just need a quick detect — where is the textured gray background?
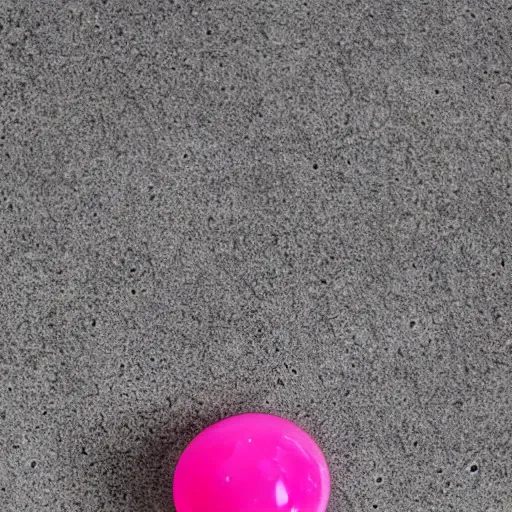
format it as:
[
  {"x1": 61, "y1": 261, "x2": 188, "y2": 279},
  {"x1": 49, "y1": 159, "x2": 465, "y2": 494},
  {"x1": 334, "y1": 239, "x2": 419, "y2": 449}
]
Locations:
[{"x1": 1, "y1": 0, "x2": 512, "y2": 511}]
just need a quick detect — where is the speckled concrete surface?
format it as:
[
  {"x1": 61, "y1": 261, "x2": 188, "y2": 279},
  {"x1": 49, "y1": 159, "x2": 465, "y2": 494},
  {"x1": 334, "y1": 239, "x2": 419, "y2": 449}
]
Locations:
[{"x1": 1, "y1": 1, "x2": 512, "y2": 511}]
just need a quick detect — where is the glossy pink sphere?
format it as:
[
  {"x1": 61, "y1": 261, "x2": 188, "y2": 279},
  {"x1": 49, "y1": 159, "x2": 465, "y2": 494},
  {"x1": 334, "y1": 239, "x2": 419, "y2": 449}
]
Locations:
[{"x1": 173, "y1": 413, "x2": 330, "y2": 512}]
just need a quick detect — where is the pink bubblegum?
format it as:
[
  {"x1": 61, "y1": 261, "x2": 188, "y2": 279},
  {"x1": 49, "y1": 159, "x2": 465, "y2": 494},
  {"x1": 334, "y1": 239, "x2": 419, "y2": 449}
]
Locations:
[{"x1": 173, "y1": 413, "x2": 330, "y2": 512}]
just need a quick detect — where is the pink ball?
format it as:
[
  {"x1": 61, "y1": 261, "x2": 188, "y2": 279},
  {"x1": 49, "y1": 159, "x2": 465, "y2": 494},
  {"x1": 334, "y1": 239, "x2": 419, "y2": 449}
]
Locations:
[{"x1": 173, "y1": 413, "x2": 330, "y2": 512}]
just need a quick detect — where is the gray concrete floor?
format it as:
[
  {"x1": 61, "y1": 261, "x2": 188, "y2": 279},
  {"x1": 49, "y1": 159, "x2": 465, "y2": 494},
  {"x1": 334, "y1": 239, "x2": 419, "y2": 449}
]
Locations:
[{"x1": 1, "y1": 1, "x2": 512, "y2": 511}]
